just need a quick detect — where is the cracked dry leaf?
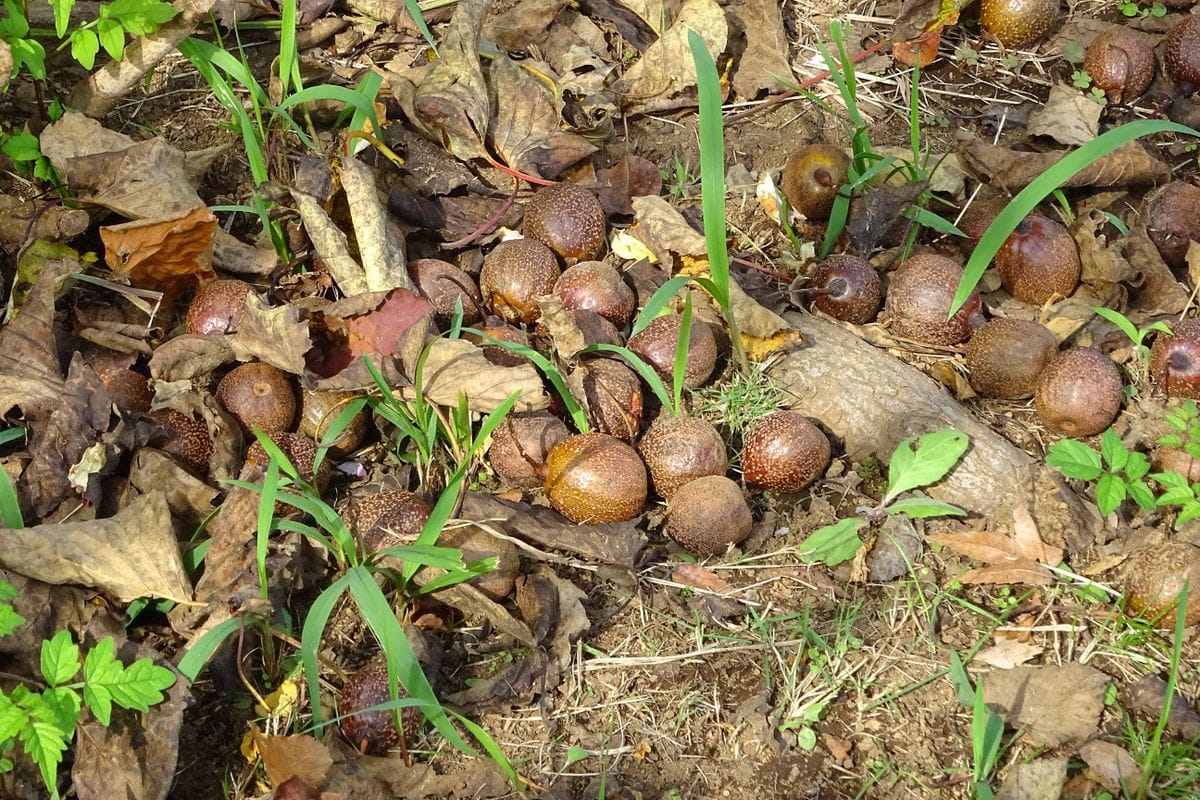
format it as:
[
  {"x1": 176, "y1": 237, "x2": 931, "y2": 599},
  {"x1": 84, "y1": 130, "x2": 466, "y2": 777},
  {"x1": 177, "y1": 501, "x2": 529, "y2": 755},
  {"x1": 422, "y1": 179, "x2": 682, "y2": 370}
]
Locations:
[
  {"x1": 253, "y1": 732, "x2": 333, "y2": 789},
  {"x1": 928, "y1": 507, "x2": 1062, "y2": 586},
  {"x1": 340, "y1": 155, "x2": 411, "y2": 293},
  {"x1": 1078, "y1": 741, "x2": 1141, "y2": 795},
  {"x1": 230, "y1": 294, "x2": 311, "y2": 375},
  {"x1": 414, "y1": 338, "x2": 548, "y2": 413},
  {"x1": 728, "y1": 0, "x2": 794, "y2": 99},
  {"x1": 291, "y1": 191, "x2": 369, "y2": 296},
  {"x1": 972, "y1": 637, "x2": 1042, "y2": 669},
  {"x1": 489, "y1": 53, "x2": 597, "y2": 179},
  {"x1": 985, "y1": 663, "x2": 1109, "y2": 748},
  {"x1": 616, "y1": 0, "x2": 727, "y2": 115},
  {"x1": 100, "y1": 205, "x2": 217, "y2": 295},
  {"x1": 484, "y1": 0, "x2": 569, "y2": 51},
  {"x1": 148, "y1": 334, "x2": 236, "y2": 381},
  {"x1": 413, "y1": 0, "x2": 491, "y2": 161},
  {"x1": 1027, "y1": 84, "x2": 1101, "y2": 147},
  {"x1": 958, "y1": 137, "x2": 1170, "y2": 193},
  {"x1": 0, "y1": 491, "x2": 191, "y2": 602}
]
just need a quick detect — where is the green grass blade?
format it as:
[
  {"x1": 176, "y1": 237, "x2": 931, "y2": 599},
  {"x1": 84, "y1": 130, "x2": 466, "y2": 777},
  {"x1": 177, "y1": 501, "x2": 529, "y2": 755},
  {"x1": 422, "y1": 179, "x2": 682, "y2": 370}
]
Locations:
[
  {"x1": 951, "y1": 120, "x2": 1200, "y2": 316},
  {"x1": 301, "y1": 573, "x2": 351, "y2": 724},
  {"x1": 343, "y1": 70, "x2": 383, "y2": 134},
  {"x1": 403, "y1": 0, "x2": 437, "y2": 51},
  {"x1": 673, "y1": 293, "x2": 693, "y2": 414},
  {"x1": 450, "y1": 710, "x2": 521, "y2": 788},
  {"x1": 0, "y1": 467, "x2": 23, "y2": 528},
  {"x1": 278, "y1": 85, "x2": 380, "y2": 135},
  {"x1": 631, "y1": 275, "x2": 692, "y2": 337},
  {"x1": 688, "y1": 29, "x2": 729, "y2": 313},
  {"x1": 278, "y1": 0, "x2": 298, "y2": 100},
  {"x1": 177, "y1": 617, "x2": 243, "y2": 683},
  {"x1": 0, "y1": 427, "x2": 24, "y2": 446},
  {"x1": 255, "y1": 460, "x2": 279, "y2": 599}
]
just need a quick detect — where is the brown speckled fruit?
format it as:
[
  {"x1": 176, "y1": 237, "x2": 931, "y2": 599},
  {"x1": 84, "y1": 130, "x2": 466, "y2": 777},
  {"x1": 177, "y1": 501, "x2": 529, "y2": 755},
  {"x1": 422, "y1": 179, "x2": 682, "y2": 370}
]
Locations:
[
  {"x1": 544, "y1": 433, "x2": 648, "y2": 523},
  {"x1": 486, "y1": 412, "x2": 569, "y2": 489},
  {"x1": 568, "y1": 309, "x2": 624, "y2": 348},
  {"x1": 964, "y1": 318, "x2": 1058, "y2": 399},
  {"x1": 886, "y1": 254, "x2": 984, "y2": 346},
  {"x1": 522, "y1": 183, "x2": 607, "y2": 263},
  {"x1": 958, "y1": 197, "x2": 1010, "y2": 253},
  {"x1": 1034, "y1": 348, "x2": 1122, "y2": 436},
  {"x1": 245, "y1": 432, "x2": 332, "y2": 493},
  {"x1": 781, "y1": 144, "x2": 850, "y2": 221},
  {"x1": 99, "y1": 367, "x2": 152, "y2": 414},
  {"x1": 298, "y1": 390, "x2": 367, "y2": 457},
  {"x1": 338, "y1": 653, "x2": 422, "y2": 755},
  {"x1": 809, "y1": 255, "x2": 882, "y2": 324},
  {"x1": 1153, "y1": 442, "x2": 1200, "y2": 484},
  {"x1": 149, "y1": 409, "x2": 213, "y2": 475},
  {"x1": 439, "y1": 524, "x2": 520, "y2": 600},
  {"x1": 1084, "y1": 29, "x2": 1155, "y2": 104},
  {"x1": 1150, "y1": 319, "x2": 1200, "y2": 399},
  {"x1": 995, "y1": 215, "x2": 1080, "y2": 304},
  {"x1": 466, "y1": 316, "x2": 533, "y2": 367},
  {"x1": 1123, "y1": 541, "x2": 1200, "y2": 627},
  {"x1": 665, "y1": 476, "x2": 753, "y2": 557},
  {"x1": 579, "y1": 358, "x2": 643, "y2": 442},
  {"x1": 349, "y1": 490, "x2": 432, "y2": 551},
  {"x1": 1145, "y1": 182, "x2": 1200, "y2": 270},
  {"x1": 185, "y1": 279, "x2": 253, "y2": 335},
  {"x1": 1165, "y1": 16, "x2": 1200, "y2": 93},
  {"x1": 408, "y1": 258, "x2": 483, "y2": 323},
  {"x1": 479, "y1": 239, "x2": 561, "y2": 324},
  {"x1": 637, "y1": 415, "x2": 727, "y2": 499},
  {"x1": 555, "y1": 262, "x2": 635, "y2": 327},
  {"x1": 980, "y1": 0, "x2": 1060, "y2": 48},
  {"x1": 216, "y1": 362, "x2": 296, "y2": 435},
  {"x1": 628, "y1": 313, "x2": 718, "y2": 388},
  {"x1": 742, "y1": 411, "x2": 831, "y2": 493}
]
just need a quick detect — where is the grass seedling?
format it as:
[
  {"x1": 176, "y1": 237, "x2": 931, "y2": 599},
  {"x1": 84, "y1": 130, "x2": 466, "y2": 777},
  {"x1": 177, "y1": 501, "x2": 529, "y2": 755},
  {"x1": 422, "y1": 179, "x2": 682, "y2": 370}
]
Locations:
[
  {"x1": 0, "y1": 426, "x2": 24, "y2": 527},
  {"x1": 948, "y1": 651, "x2": 1005, "y2": 799},
  {"x1": 1094, "y1": 308, "x2": 1171, "y2": 389},
  {"x1": 1135, "y1": 585, "x2": 1189, "y2": 799},
  {"x1": 950, "y1": 120, "x2": 1200, "y2": 316}
]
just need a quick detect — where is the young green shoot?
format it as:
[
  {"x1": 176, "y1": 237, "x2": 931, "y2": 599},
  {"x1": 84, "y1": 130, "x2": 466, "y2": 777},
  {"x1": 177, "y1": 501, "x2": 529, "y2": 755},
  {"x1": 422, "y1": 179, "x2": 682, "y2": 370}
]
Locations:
[
  {"x1": 1093, "y1": 307, "x2": 1170, "y2": 388},
  {"x1": 1045, "y1": 429, "x2": 1155, "y2": 516}
]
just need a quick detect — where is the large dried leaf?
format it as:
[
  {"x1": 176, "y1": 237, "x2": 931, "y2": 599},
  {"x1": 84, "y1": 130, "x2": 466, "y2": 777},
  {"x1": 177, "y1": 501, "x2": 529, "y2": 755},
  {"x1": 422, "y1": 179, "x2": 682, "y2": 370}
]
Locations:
[
  {"x1": 616, "y1": 0, "x2": 727, "y2": 115},
  {"x1": 254, "y1": 732, "x2": 332, "y2": 789},
  {"x1": 484, "y1": 0, "x2": 568, "y2": 50},
  {"x1": 148, "y1": 334, "x2": 236, "y2": 381},
  {"x1": 727, "y1": 0, "x2": 794, "y2": 99},
  {"x1": 1078, "y1": 741, "x2": 1141, "y2": 795},
  {"x1": 290, "y1": 191, "x2": 369, "y2": 296},
  {"x1": 891, "y1": 0, "x2": 960, "y2": 67},
  {"x1": 958, "y1": 137, "x2": 1170, "y2": 194},
  {"x1": 340, "y1": 155, "x2": 411, "y2": 293},
  {"x1": 414, "y1": 338, "x2": 548, "y2": 413},
  {"x1": 984, "y1": 663, "x2": 1108, "y2": 747},
  {"x1": 412, "y1": 0, "x2": 492, "y2": 161},
  {"x1": 100, "y1": 206, "x2": 217, "y2": 295},
  {"x1": 927, "y1": 512, "x2": 1062, "y2": 566},
  {"x1": 0, "y1": 491, "x2": 192, "y2": 602},
  {"x1": 1027, "y1": 84, "x2": 1101, "y2": 147},
  {"x1": 0, "y1": 254, "x2": 77, "y2": 417},
  {"x1": 845, "y1": 181, "x2": 926, "y2": 255},
  {"x1": 229, "y1": 294, "x2": 312, "y2": 375},
  {"x1": 128, "y1": 449, "x2": 218, "y2": 525},
  {"x1": 972, "y1": 637, "x2": 1042, "y2": 669}
]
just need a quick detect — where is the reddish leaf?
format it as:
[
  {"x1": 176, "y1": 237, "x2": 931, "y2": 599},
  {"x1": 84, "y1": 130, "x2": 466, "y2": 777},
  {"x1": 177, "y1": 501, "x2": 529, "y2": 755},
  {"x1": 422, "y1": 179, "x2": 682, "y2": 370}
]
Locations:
[{"x1": 344, "y1": 288, "x2": 433, "y2": 358}]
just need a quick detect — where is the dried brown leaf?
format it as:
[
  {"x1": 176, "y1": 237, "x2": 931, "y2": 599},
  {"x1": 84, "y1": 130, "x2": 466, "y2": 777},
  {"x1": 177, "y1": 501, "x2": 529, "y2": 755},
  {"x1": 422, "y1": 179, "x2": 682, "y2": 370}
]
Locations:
[
  {"x1": 100, "y1": 205, "x2": 217, "y2": 295},
  {"x1": 958, "y1": 558, "x2": 1054, "y2": 586},
  {"x1": 1078, "y1": 741, "x2": 1141, "y2": 794},
  {"x1": 972, "y1": 637, "x2": 1043, "y2": 669},
  {"x1": 412, "y1": 0, "x2": 491, "y2": 161},
  {"x1": 728, "y1": 0, "x2": 794, "y2": 99},
  {"x1": 290, "y1": 191, "x2": 369, "y2": 296},
  {"x1": 671, "y1": 563, "x2": 733, "y2": 593},
  {"x1": 340, "y1": 155, "x2": 411, "y2": 293},
  {"x1": 984, "y1": 663, "x2": 1108, "y2": 747},
  {"x1": 616, "y1": 0, "x2": 727, "y2": 115},
  {"x1": 255, "y1": 733, "x2": 333, "y2": 789},
  {"x1": 128, "y1": 449, "x2": 218, "y2": 525},
  {"x1": 958, "y1": 137, "x2": 1170, "y2": 194},
  {"x1": 1012, "y1": 504, "x2": 1064, "y2": 565},
  {"x1": 484, "y1": 0, "x2": 567, "y2": 50},
  {"x1": 416, "y1": 338, "x2": 549, "y2": 413},
  {"x1": 230, "y1": 294, "x2": 311, "y2": 375},
  {"x1": 597, "y1": 155, "x2": 662, "y2": 216},
  {"x1": 148, "y1": 334, "x2": 236, "y2": 382},
  {"x1": 1027, "y1": 84, "x2": 1101, "y2": 147}
]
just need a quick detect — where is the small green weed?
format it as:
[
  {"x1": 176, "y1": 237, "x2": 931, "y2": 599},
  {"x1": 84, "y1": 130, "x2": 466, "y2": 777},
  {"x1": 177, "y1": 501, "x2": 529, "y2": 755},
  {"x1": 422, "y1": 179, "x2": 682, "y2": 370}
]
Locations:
[
  {"x1": 691, "y1": 359, "x2": 786, "y2": 437},
  {"x1": 1094, "y1": 307, "x2": 1170, "y2": 388},
  {"x1": 948, "y1": 651, "x2": 1005, "y2": 800},
  {"x1": 1118, "y1": 0, "x2": 1167, "y2": 17},
  {"x1": 1045, "y1": 429, "x2": 1155, "y2": 516}
]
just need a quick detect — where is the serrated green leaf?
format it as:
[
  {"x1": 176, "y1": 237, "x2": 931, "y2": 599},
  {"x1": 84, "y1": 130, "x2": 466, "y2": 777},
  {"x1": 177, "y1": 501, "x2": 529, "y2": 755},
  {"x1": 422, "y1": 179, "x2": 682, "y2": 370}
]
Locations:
[
  {"x1": 82, "y1": 683, "x2": 113, "y2": 726},
  {"x1": 10, "y1": 37, "x2": 46, "y2": 79},
  {"x1": 1125, "y1": 451, "x2": 1151, "y2": 481},
  {"x1": 1045, "y1": 440, "x2": 1103, "y2": 480},
  {"x1": 20, "y1": 718, "x2": 68, "y2": 793},
  {"x1": 1099, "y1": 429, "x2": 1128, "y2": 472},
  {"x1": 1157, "y1": 486, "x2": 1196, "y2": 506},
  {"x1": 0, "y1": 132, "x2": 39, "y2": 163},
  {"x1": 0, "y1": 581, "x2": 17, "y2": 602},
  {"x1": 70, "y1": 28, "x2": 99, "y2": 69},
  {"x1": 1095, "y1": 473, "x2": 1126, "y2": 515},
  {"x1": 1178, "y1": 501, "x2": 1200, "y2": 527},
  {"x1": 40, "y1": 687, "x2": 79, "y2": 734},
  {"x1": 1153, "y1": 470, "x2": 1189, "y2": 489},
  {"x1": 883, "y1": 429, "x2": 970, "y2": 505},
  {"x1": 50, "y1": 0, "x2": 73, "y2": 36},
  {"x1": 40, "y1": 631, "x2": 80, "y2": 688},
  {"x1": 103, "y1": 658, "x2": 175, "y2": 712},
  {"x1": 0, "y1": 694, "x2": 27, "y2": 742},
  {"x1": 797, "y1": 518, "x2": 866, "y2": 566},
  {"x1": 96, "y1": 17, "x2": 124, "y2": 60},
  {"x1": 885, "y1": 496, "x2": 966, "y2": 518},
  {"x1": 82, "y1": 639, "x2": 121, "y2": 725},
  {"x1": 0, "y1": 605, "x2": 24, "y2": 638},
  {"x1": 1127, "y1": 480, "x2": 1156, "y2": 511}
]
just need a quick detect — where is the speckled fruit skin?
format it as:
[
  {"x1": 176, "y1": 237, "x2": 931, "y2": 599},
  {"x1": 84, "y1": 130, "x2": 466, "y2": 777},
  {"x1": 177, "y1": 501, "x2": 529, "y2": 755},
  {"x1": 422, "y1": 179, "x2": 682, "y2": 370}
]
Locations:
[
  {"x1": 742, "y1": 411, "x2": 831, "y2": 493},
  {"x1": 964, "y1": 318, "x2": 1058, "y2": 399},
  {"x1": 479, "y1": 238, "x2": 561, "y2": 324},
  {"x1": 216, "y1": 362, "x2": 297, "y2": 435},
  {"x1": 1083, "y1": 29, "x2": 1155, "y2": 104},
  {"x1": 338, "y1": 654, "x2": 422, "y2": 755},
  {"x1": 1153, "y1": 443, "x2": 1200, "y2": 484},
  {"x1": 554, "y1": 261, "x2": 635, "y2": 327},
  {"x1": 544, "y1": 433, "x2": 648, "y2": 523},
  {"x1": 149, "y1": 409, "x2": 213, "y2": 475},
  {"x1": 487, "y1": 412, "x2": 569, "y2": 489},
  {"x1": 1145, "y1": 182, "x2": 1200, "y2": 270},
  {"x1": 885, "y1": 254, "x2": 984, "y2": 346},
  {"x1": 245, "y1": 432, "x2": 332, "y2": 493},
  {"x1": 580, "y1": 357, "x2": 643, "y2": 442},
  {"x1": 665, "y1": 476, "x2": 753, "y2": 557},
  {"x1": 185, "y1": 279, "x2": 253, "y2": 335},
  {"x1": 780, "y1": 144, "x2": 850, "y2": 221},
  {"x1": 298, "y1": 390, "x2": 367, "y2": 457},
  {"x1": 980, "y1": 0, "x2": 1060, "y2": 48},
  {"x1": 349, "y1": 490, "x2": 432, "y2": 551},
  {"x1": 408, "y1": 258, "x2": 483, "y2": 323},
  {"x1": 522, "y1": 183, "x2": 607, "y2": 263},
  {"x1": 99, "y1": 367, "x2": 152, "y2": 414},
  {"x1": 1124, "y1": 541, "x2": 1200, "y2": 627},
  {"x1": 995, "y1": 215, "x2": 1080, "y2": 304},
  {"x1": 466, "y1": 317, "x2": 532, "y2": 367},
  {"x1": 628, "y1": 313, "x2": 718, "y2": 388},
  {"x1": 1150, "y1": 318, "x2": 1200, "y2": 399},
  {"x1": 439, "y1": 524, "x2": 520, "y2": 600},
  {"x1": 637, "y1": 415, "x2": 728, "y2": 499},
  {"x1": 810, "y1": 255, "x2": 882, "y2": 324},
  {"x1": 1034, "y1": 348, "x2": 1122, "y2": 437},
  {"x1": 1165, "y1": 16, "x2": 1200, "y2": 92}
]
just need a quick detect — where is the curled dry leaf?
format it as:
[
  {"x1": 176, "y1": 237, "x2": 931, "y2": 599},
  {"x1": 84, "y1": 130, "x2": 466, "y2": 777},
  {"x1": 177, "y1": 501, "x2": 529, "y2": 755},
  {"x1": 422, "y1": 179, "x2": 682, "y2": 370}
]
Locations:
[
  {"x1": 671, "y1": 563, "x2": 733, "y2": 593},
  {"x1": 127, "y1": 449, "x2": 218, "y2": 525},
  {"x1": 891, "y1": 0, "x2": 960, "y2": 67},
  {"x1": 597, "y1": 155, "x2": 663, "y2": 216},
  {"x1": 727, "y1": 0, "x2": 795, "y2": 99},
  {"x1": 1078, "y1": 740, "x2": 1142, "y2": 794},
  {"x1": 984, "y1": 663, "x2": 1108, "y2": 748},
  {"x1": 412, "y1": 0, "x2": 491, "y2": 162},
  {"x1": 958, "y1": 137, "x2": 1170, "y2": 194},
  {"x1": 290, "y1": 191, "x2": 370, "y2": 296},
  {"x1": 413, "y1": 338, "x2": 548, "y2": 413},
  {"x1": 0, "y1": 490, "x2": 191, "y2": 603},
  {"x1": 100, "y1": 205, "x2": 217, "y2": 296},
  {"x1": 1026, "y1": 84, "x2": 1102, "y2": 147},
  {"x1": 229, "y1": 294, "x2": 312, "y2": 375},
  {"x1": 616, "y1": 0, "x2": 728, "y2": 115},
  {"x1": 484, "y1": 0, "x2": 568, "y2": 50},
  {"x1": 339, "y1": 155, "x2": 411, "y2": 293},
  {"x1": 148, "y1": 334, "x2": 236, "y2": 382},
  {"x1": 253, "y1": 732, "x2": 333, "y2": 789}
]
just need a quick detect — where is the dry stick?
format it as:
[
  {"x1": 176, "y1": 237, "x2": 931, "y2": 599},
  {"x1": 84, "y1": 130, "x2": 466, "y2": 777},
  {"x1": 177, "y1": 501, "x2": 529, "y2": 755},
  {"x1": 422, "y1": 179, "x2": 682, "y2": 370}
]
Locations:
[{"x1": 724, "y1": 39, "x2": 888, "y2": 126}]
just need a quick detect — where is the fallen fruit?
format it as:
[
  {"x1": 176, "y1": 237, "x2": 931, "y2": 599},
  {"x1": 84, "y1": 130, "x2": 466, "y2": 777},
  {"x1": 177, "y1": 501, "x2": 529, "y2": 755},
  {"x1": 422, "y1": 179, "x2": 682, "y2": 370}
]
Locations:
[
  {"x1": 522, "y1": 183, "x2": 607, "y2": 263},
  {"x1": 1150, "y1": 318, "x2": 1200, "y2": 399},
  {"x1": 637, "y1": 414, "x2": 728, "y2": 499},
  {"x1": 781, "y1": 144, "x2": 850, "y2": 221},
  {"x1": 544, "y1": 433, "x2": 648, "y2": 523},
  {"x1": 742, "y1": 411, "x2": 830, "y2": 493},
  {"x1": 628, "y1": 313, "x2": 718, "y2": 388},
  {"x1": 994, "y1": 214, "x2": 1080, "y2": 305},
  {"x1": 885, "y1": 253, "x2": 984, "y2": 346},
  {"x1": 185, "y1": 278, "x2": 252, "y2": 335},
  {"x1": 808, "y1": 255, "x2": 882, "y2": 325},
  {"x1": 964, "y1": 318, "x2": 1058, "y2": 400},
  {"x1": 487, "y1": 412, "x2": 569, "y2": 489},
  {"x1": 1123, "y1": 541, "x2": 1200, "y2": 627},
  {"x1": 479, "y1": 238, "x2": 561, "y2": 324},
  {"x1": 1034, "y1": 348, "x2": 1122, "y2": 437},
  {"x1": 665, "y1": 475, "x2": 753, "y2": 557},
  {"x1": 216, "y1": 362, "x2": 297, "y2": 435}
]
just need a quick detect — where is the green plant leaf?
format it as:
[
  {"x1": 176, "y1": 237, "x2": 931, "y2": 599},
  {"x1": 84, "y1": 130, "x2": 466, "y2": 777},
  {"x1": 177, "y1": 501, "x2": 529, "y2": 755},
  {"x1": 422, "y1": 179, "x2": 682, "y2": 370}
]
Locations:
[
  {"x1": 0, "y1": 693, "x2": 28, "y2": 743},
  {"x1": 630, "y1": 276, "x2": 692, "y2": 337},
  {"x1": 20, "y1": 718, "x2": 68, "y2": 793},
  {"x1": 885, "y1": 496, "x2": 966, "y2": 518},
  {"x1": 1177, "y1": 501, "x2": 1200, "y2": 527},
  {"x1": 1, "y1": 131, "x2": 41, "y2": 163},
  {"x1": 883, "y1": 429, "x2": 969, "y2": 505},
  {"x1": 51, "y1": 0, "x2": 74, "y2": 36},
  {"x1": 69, "y1": 28, "x2": 100, "y2": 70},
  {"x1": 2, "y1": 0, "x2": 29, "y2": 37},
  {"x1": 0, "y1": 604, "x2": 24, "y2": 638},
  {"x1": 1156, "y1": 485, "x2": 1195, "y2": 506},
  {"x1": 81, "y1": 638, "x2": 120, "y2": 725},
  {"x1": 177, "y1": 617, "x2": 242, "y2": 683},
  {"x1": 1099, "y1": 429, "x2": 1128, "y2": 472},
  {"x1": 1152, "y1": 470, "x2": 1189, "y2": 489},
  {"x1": 952, "y1": 120, "x2": 1200, "y2": 316},
  {"x1": 301, "y1": 573, "x2": 350, "y2": 725},
  {"x1": 104, "y1": 657, "x2": 176, "y2": 712},
  {"x1": 96, "y1": 17, "x2": 125, "y2": 60},
  {"x1": 797, "y1": 518, "x2": 866, "y2": 566},
  {"x1": 9, "y1": 37, "x2": 45, "y2": 80},
  {"x1": 40, "y1": 631, "x2": 80, "y2": 688},
  {"x1": 1124, "y1": 451, "x2": 1151, "y2": 481},
  {"x1": 1094, "y1": 473, "x2": 1126, "y2": 516},
  {"x1": 1045, "y1": 439, "x2": 1103, "y2": 481},
  {"x1": 1093, "y1": 307, "x2": 1140, "y2": 346},
  {"x1": 1127, "y1": 480, "x2": 1156, "y2": 511}
]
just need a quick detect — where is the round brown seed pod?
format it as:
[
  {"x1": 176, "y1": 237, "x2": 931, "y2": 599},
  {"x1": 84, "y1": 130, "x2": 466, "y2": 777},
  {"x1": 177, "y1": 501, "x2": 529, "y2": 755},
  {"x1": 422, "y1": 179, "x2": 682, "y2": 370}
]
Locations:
[
  {"x1": 486, "y1": 412, "x2": 570, "y2": 489},
  {"x1": 439, "y1": 523, "x2": 520, "y2": 600},
  {"x1": 244, "y1": 432, "x2": 332, "y2": 493},
  {"x1": 809, "y1": 255, "x2": 882, "y2": 324},
  {"x1": 742, "y1": 411, "x2": 831, "y2": 493},
  {"x1": 349, "y1": 489, "x2": 432, "y2": 551},
  {"x1": 1083, "y1": 28, "x2": 1155, "y2": 104},
  {"x1": 1165, "y1": 15, "x2": 1200, "y2": 93},
  {"x1": 980, "y1": 0, "x2": 1060, "y2": 48},
  {"x1": 554, "y1": 261, "x2": 635, "y2": 327},
  {"x1": 780, "y1": 144, "x2": 850, "y2": 221},
  {"x1": 665, "y1": 476, "x2": 753, "y2": 557},
  {"x1": 628, "y1": 313, "x2": 718, "y2": 388},
  {"x1": 995, "y1": 215, "x2": 1081, "y2": 304},
  {"x1": 186, "y1": 278, "x2": 253, "y2": 335},
  {"x1": 544, "y1": 433, "x2": 647, "y2": 523},
  {"x1": 1145, "y1": 182, "x2": 1200, "y2": 270},
  {"x1": 1123, "y1": 541, "x2": 1200, "y2": 627},
  {"x1": 885, "y1": 253, "x2": 984, "y2": 346},
  {"x1": 149, "y1": 408, "x2": 213, "y2": 475},
  {"x1": 579, "y1": 357, "x2": 643, "y2": 442},
  {"x1": 637, "y1": 414, "x2": 728, "y2": 499},
  {"x1": 522, "y1": 183, "x2": 607, "y2": 263},
  {"x1": 964, "y1": 318, "x2": 1058, "y2": 400},
  {"x1": 1150, "y1": 318, "x2": 1200, "y2": 399},
  {"x1": 338, "y1": 653, "x2": 423, "y2": 755},
  {"x1": 98, "y1": 367, "x2": 152, "y2": 414},
  {"x1": 479, "y1": 239, "x2": 561, "y2": 324},
  {"x1": 408, "y1": 258, "x2": 483, "y2": 323},
  {"x1": 298, "y1": 390, "x2": 367, "y2": 457},
  {"x1": 1034, "y1": 348, "x2": 1123, "y2": 437},
  {"x1": 216, "y1": 362, "x2": 297, "y2": 435}
]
